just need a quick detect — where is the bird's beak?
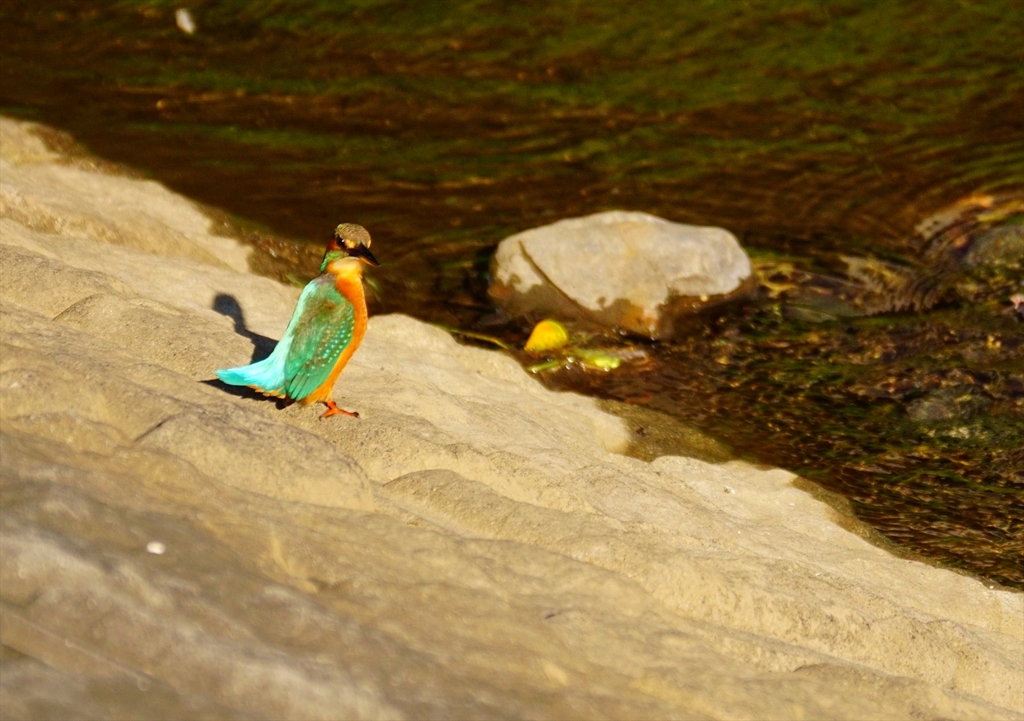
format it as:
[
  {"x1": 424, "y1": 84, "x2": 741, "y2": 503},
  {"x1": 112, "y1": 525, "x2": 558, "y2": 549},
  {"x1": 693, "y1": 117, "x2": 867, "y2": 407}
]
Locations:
[{"x1": 347, "y1": 243, "x2": 380, "y2": 267}]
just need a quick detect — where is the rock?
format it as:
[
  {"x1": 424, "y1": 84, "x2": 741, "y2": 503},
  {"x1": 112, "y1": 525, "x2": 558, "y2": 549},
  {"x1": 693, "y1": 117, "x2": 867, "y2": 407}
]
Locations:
[
  {"x1": 1012, "y1": 294, "x2": 1024, "y2": 321},
  {"x1": 0, "y1": 118, "x2": 250, "y2": 273},
  {"x1": 2, "y1": 116, "x2": 1022, "y2": 719},
  {"x1": 489, "y1": 211, "x2": 753, "y2": 338},
  {"x1": 907, "y1": 385, "x2": 992, "y2": 424},
  {"x1": 966, "y1": 224, "x2": 1024, "y2": 267}
]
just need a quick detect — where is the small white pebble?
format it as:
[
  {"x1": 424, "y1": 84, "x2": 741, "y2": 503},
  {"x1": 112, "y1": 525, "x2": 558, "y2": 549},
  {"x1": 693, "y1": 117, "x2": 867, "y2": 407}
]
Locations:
[
  {"x1": 146, "y1": 541, "x2": 166, "y2": 555},
  {"x1": 175, "y1": 8, "x2": 196, "y2": 34},
  {"x1": 723, "y1": 486, "x2": 735, "y2": 494}
]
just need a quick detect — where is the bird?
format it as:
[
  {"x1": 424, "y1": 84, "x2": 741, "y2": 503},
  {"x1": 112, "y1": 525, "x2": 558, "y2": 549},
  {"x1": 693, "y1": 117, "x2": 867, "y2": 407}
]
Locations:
[{"x1": 216, "y1": 223, "x2": 379, "y2": 419}]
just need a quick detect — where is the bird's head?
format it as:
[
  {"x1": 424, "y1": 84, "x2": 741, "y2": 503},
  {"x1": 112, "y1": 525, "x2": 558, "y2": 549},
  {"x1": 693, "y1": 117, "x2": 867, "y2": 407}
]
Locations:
[{"x1": 321, "y1": 223, "x2": 379, "y2": 273}]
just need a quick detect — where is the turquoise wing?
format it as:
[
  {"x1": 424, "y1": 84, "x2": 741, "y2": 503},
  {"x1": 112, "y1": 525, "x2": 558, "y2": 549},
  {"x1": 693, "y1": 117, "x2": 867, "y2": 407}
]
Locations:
[
  {"x1": 282, "y1": 276, "x2": 356, "y2": 401},
  {"x1": 216, "y1": 277, "x2": 327, "y2": 395}
]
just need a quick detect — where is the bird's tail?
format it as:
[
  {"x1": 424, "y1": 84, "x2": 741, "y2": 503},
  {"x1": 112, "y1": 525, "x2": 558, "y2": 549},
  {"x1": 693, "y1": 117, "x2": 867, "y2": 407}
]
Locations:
[{"x1": 216, "y1": 343, "x2": 289, "y2": 398}]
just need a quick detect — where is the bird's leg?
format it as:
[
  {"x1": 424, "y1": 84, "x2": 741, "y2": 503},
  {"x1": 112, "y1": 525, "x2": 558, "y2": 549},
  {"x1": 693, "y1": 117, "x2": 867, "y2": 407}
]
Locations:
[{"x1": 321, "y1": 399, "x2": 359, "y2": 419}]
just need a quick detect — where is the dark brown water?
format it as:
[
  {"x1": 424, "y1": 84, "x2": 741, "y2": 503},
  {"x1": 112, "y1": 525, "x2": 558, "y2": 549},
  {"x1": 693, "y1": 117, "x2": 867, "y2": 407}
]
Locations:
[{"x1": 2, "y1": 0, "x2": 1021, "y2": 586}]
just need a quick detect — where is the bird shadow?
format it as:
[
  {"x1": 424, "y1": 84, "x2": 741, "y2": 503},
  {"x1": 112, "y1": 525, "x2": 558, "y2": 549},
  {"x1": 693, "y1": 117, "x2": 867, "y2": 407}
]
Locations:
[
  {"x1": 213, "y1": 293, "x2": 277, "y2": 362},
  {"x1": 202, "y1": 293, "x2": 292, "y2": 409}
]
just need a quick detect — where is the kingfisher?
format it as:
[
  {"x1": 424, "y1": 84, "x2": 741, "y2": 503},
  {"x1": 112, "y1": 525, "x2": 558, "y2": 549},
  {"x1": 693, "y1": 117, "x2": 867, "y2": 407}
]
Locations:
[{"x1": 216, "y1": 223, "x2": 379, "y2": 418}]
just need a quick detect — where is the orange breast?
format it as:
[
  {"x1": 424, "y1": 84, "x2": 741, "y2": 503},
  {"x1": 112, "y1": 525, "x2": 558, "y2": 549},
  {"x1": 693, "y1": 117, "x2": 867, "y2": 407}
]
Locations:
[{"x1": 302, "y1": 271, "x2": 368, "y2": 404}]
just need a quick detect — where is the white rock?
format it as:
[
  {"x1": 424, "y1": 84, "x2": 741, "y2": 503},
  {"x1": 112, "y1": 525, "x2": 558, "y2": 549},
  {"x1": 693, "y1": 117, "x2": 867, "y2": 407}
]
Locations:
[
  {"x1": 490, "y1": 210, "x2": 753, "y2": 338},
  {"x1": 174, "y1": 8, "x2": 196, "y2": 35}
]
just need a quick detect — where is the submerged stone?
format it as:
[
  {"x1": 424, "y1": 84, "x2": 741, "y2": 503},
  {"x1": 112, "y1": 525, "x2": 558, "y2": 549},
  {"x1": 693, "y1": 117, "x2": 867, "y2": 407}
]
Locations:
[
  {"x1": 906, "y1": 385, "x2": 992, "y2": 424},
  {"x1": 965, "y1": 224, "x2": 1024, "y2": 267},
  {"x1": 489, "y1": 211, "x2": 753, "y2": 339}
]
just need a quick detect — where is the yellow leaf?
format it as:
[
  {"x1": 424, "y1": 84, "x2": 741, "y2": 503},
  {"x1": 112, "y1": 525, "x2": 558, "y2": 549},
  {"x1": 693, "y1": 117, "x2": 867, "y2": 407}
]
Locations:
[{"x1": 524, "y1": 319, "x2": 570, "y2": 354}]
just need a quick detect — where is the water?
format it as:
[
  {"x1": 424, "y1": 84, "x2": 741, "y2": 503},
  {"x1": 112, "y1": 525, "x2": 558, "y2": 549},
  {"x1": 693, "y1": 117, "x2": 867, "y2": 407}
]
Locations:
[{"x1": 2, "y1": 0, "x2": 1021, "y2": 586}]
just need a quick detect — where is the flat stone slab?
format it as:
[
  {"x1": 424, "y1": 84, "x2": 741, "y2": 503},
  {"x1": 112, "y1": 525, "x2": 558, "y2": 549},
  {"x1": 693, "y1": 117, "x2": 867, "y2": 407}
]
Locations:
[{"x1": 490, "y1": 211, "x2": 753, "y2": 338}]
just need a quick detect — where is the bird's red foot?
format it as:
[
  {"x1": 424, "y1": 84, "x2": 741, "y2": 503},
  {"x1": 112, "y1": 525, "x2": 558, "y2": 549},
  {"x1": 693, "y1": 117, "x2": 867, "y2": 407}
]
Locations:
[{"x1": 321, "y1": 400, "x2": 359, "y2": 419}]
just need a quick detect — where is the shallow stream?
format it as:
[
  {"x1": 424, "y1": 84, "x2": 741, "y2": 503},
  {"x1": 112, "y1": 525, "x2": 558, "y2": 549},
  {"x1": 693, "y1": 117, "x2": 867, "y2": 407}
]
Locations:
[{"x1": 2, "y1": 0, "x2": 1021, "y2": 586}]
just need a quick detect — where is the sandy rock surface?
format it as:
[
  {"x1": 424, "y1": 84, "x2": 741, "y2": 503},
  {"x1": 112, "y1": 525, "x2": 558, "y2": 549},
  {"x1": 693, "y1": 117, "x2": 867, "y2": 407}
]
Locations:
[
  {"x1": 0, "y1": 119, "x2": 250, "y2": 274},
  {"x1": 1, "y1": 117, "x2": 1022, "y2": 720},
  {"x1": 490, "y1": 211, "x2": 753, "y2": 338}
]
